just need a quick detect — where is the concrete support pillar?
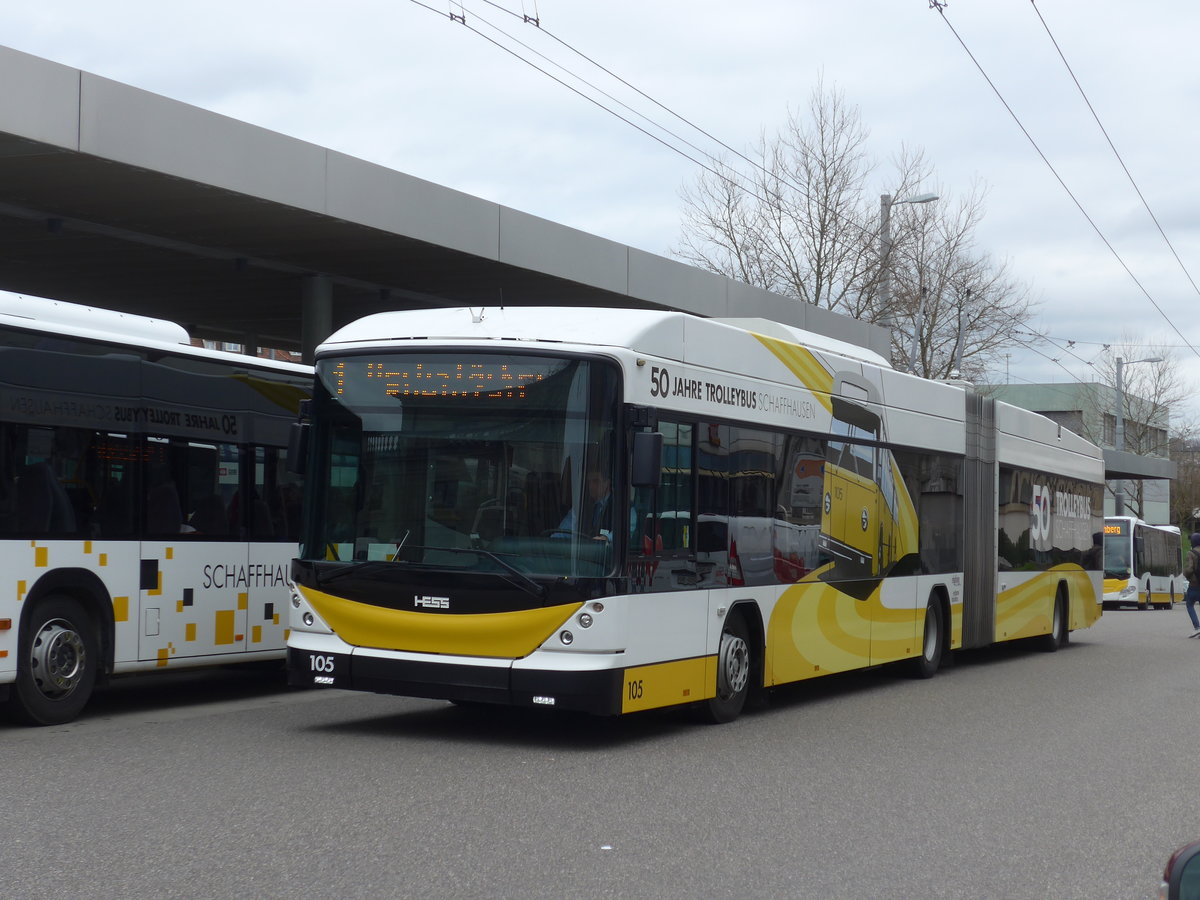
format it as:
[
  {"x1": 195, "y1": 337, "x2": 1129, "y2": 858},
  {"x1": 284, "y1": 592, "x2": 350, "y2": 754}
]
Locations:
[{"x1": 301, "y1": 274, "x2": 333, "y2": 364}]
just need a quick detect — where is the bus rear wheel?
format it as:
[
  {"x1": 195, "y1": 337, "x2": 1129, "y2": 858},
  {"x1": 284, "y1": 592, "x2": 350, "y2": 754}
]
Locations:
[
  {"x1": 1038, "y1": 589, "x2": 1068, "y2": 652},
  {"x1": 8, "y1": 595, "x2": 97, "y2": 726},
  {"x1": 701, "y1": 613, "x2": 751, "y2": 724},
  {"x1": 911, "y1": 597, "x2": 944, "y2": 679}
]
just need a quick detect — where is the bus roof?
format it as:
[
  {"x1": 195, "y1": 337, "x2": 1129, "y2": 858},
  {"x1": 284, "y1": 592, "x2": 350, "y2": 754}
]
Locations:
[
  {"x1": 319, "y1": 306, "x2": 891, "y2": 367},
  {"x1": 1105, "y1": 516, "x2": 1180, "y2": 533},
  {"x1": 0, "y1": 294, "x2": 310, "y2": 375},
  {"x1": 0, "y1": 294, "x2": 189, "y2": 345}
]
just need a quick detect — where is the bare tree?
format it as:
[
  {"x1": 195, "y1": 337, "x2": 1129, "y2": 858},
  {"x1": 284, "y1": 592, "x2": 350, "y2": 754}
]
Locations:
[
  {"x1": 892, "y1": 184, "x2": 1038, "y2": 380},
  {"x1": 674, "y1": 77, "x2": 924, "y2": 313},
  {"x1": 674, "y1": 77, "x2": 1037, "y2": 379}
]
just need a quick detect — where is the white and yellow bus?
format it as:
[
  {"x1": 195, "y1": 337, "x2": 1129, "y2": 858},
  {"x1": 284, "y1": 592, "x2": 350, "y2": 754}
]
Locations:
[
  {"x1": 1102, "y1": 516, "x2": 1184, "y2": 610},
  {"x1": 0, "y1": 297, "x2": 310, "y2": 725},
  {"x1": 287, "y1": 307, "x2": 1105, "y2": 722}
]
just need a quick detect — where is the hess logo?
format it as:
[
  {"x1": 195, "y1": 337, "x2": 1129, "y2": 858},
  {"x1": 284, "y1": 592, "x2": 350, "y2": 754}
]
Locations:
[{"x1": 414, "y1": 595, "x2": 450, "y2": 609}]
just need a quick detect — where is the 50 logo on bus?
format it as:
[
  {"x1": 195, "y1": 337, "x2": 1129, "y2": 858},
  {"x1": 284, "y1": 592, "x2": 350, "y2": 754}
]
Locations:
[
  {"x1": 649, "y1": 366, "x2": 671, "y2": 398},
  {"x1": 1030, "y1": 483, "x2": 1053, "y2": 550},
  {"x1": 649, "y1": 366, "x2": 703, "y2": 401}
]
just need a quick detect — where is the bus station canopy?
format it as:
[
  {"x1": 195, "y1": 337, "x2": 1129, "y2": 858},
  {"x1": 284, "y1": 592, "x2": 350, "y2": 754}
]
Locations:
[{"x1": 0, "y1": 44, "x2": 888, "y2": 361}]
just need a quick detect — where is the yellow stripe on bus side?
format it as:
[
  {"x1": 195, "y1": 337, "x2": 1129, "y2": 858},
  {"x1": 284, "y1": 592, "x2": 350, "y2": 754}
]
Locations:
[
  {"x1": 298, "y1": 585, "x2": 582, "y2": 658},
  {"x1": 621, "y1": 656, "x2": 715, "y2": 713},
  {"x1": 751, "y1": 334, "x2": 835, "y2": 412}
]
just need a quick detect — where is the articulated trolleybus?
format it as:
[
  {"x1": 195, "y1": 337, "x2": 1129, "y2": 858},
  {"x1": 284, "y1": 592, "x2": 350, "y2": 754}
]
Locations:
[
  {"x1": 0, "y1": 297, "x2": 310, "y2": 725},
  {"x1": 288, "y1": 307, "x2": 1104, "y2": 722}
]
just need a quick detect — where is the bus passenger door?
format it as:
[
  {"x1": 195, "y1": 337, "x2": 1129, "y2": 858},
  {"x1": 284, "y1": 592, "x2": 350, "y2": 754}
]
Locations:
[
  {"x1": 243, "y1": 446, "x2": 297, "y2": 653},
  {"x1": 139, "y1": 438, "x2": 249, "y2": 664}
]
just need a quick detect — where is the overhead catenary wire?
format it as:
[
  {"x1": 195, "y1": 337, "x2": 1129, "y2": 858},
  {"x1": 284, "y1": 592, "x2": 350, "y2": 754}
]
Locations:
[
  {"x1": 410, "y1": 0, "x2": 954, "y2": 280},
  {"x1": 414, "y1": 0, "x2": 1030, "y2": 384},
  {"x1": 931, "y1": 2, "x2": 1200, "y2": 362},
  {"x1": 408, "y1": 0, "x2": 783, "y2": 212},
  {"x1": 413, "y1": 1, "x2": 1128, "y2": 380},
  {"x1": 1029, "y1": 0, "x2": 1200, "y2": 308}
]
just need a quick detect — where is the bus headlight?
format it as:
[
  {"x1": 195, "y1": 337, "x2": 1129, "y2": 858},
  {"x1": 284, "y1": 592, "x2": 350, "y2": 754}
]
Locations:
[
  {"x1": 303, "y1": 612, "x2": 315, "y2": 627},
  {"x1": 559, "y1": 630, "x2": 574, "y2": 645},
  {"x1": 578, "y1": 613, "x2": 593, "y2": 628},
  {"x1": 1120, "y1": 584, "x2": 1137, "y2": 599}
]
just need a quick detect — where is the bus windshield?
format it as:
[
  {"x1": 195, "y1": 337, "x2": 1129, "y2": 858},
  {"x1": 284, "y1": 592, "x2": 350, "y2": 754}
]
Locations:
[
  {"x1": 1103, "y1": 527, "x2": 1132, "y2": 579},
  {"x1": 305, "y1": 351, "x2": 620, "y2": 578}
]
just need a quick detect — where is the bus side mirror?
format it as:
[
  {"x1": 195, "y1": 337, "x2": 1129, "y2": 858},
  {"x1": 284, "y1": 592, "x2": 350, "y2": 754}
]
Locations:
[
  {"x1": 631, "y1": 431, "x2": 663, "y2": 488},
  {"x1": 287, "y1": 422, "x2": 309, "y2": 476}
]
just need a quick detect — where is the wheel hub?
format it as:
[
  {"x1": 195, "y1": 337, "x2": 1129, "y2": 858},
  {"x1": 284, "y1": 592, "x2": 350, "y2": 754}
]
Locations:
[{"x1": 30, "y1": 619, "x2": 86, "y2": 698}]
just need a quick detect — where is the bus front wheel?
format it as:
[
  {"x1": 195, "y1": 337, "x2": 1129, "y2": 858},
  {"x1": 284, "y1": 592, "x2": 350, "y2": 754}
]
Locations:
[
  {"x1": 701, "y1": 613, "x2": 751, "y2": 724},
  {"x1": 8, "y1": 595, "x2": 97, "y2": 726}
]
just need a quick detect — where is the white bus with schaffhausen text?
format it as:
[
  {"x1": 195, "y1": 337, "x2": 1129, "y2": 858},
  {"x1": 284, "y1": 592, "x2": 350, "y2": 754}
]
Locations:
[{"x1": 0, "y1": 297, "x2": 310, "y2": 725}]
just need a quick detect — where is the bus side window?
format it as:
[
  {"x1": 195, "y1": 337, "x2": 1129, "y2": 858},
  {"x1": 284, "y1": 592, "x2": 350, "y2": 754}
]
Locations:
[
  {"x1": 652, "y1": 422, "x2": 693, "y2": 554},
  {"x1": 255, "y1": 445, "x2": 303, "y2": 542}
]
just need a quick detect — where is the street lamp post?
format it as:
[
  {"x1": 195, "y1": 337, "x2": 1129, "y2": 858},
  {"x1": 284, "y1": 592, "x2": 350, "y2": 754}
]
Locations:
[
  {"x1": 879, "y1": 192, "x2": 938, "y2": 370},
  {"x1": 1113, "y1": 354, "x2": 1162, "y2": 516}
]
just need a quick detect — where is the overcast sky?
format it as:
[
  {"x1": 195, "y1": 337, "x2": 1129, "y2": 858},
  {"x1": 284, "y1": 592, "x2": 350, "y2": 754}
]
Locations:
[{"x1": 3, "y1": 1, "x2": 1199, "y2": 416}]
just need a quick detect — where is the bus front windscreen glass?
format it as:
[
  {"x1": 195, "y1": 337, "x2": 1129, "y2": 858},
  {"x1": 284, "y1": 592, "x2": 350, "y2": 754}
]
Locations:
[
  {"x1": 307, "y1": 352, "x2": 619, "y2": 577},
  {"x1": 1103, "y1": 522, "x2": 1131, "y2": 579}
]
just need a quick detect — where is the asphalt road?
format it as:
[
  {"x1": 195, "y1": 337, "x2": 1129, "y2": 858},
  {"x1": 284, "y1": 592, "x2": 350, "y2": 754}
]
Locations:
[{"x1": 3, "y1": 606, "x2": 1198, "y2": 899}]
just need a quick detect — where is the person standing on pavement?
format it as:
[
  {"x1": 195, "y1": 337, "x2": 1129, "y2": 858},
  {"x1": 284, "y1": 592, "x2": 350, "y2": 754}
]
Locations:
[{"x1": 1183, "y1": 532, "x2": 1200, "y2": 637}]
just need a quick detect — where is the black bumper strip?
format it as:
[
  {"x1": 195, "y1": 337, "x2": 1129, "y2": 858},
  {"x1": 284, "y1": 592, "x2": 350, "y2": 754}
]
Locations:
[{"x1": 288, "y1": 648, "x2": 624, "y2": 715}]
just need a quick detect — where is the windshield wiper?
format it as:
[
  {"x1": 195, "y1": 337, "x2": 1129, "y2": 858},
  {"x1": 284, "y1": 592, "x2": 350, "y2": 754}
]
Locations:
[
  {"x1": 467, "y1": 547, "x2": 547, "y2": 599},
  {"x1": 316, "y1": 546, "x2": 546, "y2": 599},
  {"x1": 317, "y1": 560, "x2": 404, "y2": 586},
  {"x1": 411, "y1": 545, "x2": 546, "y2": 599}
]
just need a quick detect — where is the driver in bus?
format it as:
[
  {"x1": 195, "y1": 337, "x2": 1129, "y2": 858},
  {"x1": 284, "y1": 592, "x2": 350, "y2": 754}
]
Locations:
[{"x1": 555, "y1": 470, "x2": 613, "y2": 539}]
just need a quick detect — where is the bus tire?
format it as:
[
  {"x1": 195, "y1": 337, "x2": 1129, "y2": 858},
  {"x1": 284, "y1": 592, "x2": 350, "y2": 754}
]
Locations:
[
  {"x1": 911, "y1": 597, "x2": 944, "y2": 679},
  {"x1": 8, "y1": 595, "x2": 97, "y2": 726},
  {"x1": 1038, "y1": 589, "x2": 1068, "y2": 653},
  {"x1": 701, "y1": 612, "x2": 752, "y2": 724}
]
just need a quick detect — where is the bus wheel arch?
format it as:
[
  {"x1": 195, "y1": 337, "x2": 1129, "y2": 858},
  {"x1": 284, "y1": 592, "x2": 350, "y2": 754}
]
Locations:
[
  {"x1": 9, "y1": 570, "x2": 114, "y2": 725},
  {"x1": 701, "y1": 602, "x2": 761, "y2": 724},
  {"x1": 910, "y1": 588, "x2": 948, "y2": 679}
]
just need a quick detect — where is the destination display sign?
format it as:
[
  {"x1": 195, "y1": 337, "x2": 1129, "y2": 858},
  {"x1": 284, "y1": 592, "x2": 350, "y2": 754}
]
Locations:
[{"x1": 328, "y1": 356, "x2": 568, "y2": 402}]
